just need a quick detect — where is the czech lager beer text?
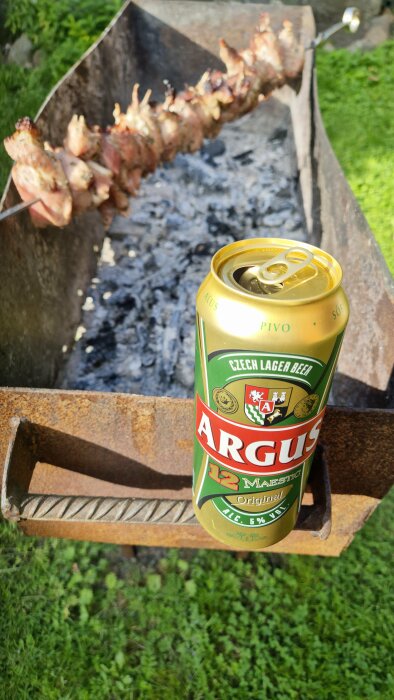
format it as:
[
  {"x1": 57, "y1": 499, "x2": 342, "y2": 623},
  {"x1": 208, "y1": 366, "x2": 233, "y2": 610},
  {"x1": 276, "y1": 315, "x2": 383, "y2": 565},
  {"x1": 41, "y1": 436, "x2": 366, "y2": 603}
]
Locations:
[{"x1": 193, "y1": 238, "x2": 349, "y2": 549}]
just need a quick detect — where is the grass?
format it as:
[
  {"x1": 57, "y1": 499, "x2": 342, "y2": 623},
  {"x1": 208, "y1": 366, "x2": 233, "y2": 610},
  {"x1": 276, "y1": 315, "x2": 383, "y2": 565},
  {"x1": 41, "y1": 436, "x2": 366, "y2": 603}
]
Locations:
[
  {"x1": 0, "y1": 6, "x2": 393, "y2": 698},
  {"x1": 1, "y1": 495, "x2": 393, "y2": 700}
]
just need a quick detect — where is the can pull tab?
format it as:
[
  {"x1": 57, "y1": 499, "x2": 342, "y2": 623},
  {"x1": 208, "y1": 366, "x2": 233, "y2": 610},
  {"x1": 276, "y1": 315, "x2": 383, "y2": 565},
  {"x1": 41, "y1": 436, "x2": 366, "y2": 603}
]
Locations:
[{"x1": 257, "y1": 247, "x2": 315, "y2": 285}]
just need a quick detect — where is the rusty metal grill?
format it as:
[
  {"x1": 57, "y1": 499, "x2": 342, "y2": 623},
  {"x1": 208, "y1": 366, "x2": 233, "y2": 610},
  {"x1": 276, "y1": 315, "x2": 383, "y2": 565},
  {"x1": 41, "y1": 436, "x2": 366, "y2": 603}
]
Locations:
[{"x1": 3, "y1": 418, "x2": 331, "y2": 537}]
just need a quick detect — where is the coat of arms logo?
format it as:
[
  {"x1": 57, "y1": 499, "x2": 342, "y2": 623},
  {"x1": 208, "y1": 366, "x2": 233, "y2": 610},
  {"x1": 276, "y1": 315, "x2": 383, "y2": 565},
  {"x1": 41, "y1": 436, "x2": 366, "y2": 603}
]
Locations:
[{"x1": 244, "y1": 384, "x2": 293, "y2": 425}]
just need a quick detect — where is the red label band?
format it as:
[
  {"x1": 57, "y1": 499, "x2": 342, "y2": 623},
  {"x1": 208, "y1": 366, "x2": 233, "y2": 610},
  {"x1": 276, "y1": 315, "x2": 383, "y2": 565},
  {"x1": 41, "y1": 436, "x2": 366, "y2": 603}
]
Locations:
[{"x1": 196, "y1": 394, "x2": 325, "y2": 475}]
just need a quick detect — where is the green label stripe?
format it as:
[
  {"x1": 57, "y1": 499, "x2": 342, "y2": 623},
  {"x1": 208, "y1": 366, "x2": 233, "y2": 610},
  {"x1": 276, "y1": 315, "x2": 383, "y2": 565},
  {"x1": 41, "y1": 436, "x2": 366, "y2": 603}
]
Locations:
[
  {"x1": 212, "y1": 485, "x2": 299, "y2": 528},
  {"x1": 313, "y1": 331, "x2": 345, "y2": 412},
  {"x1": 197, "y1": 462, "x2": 303, "y2": 508},
  {"x1": 207, "y1": 351, "x2": 325, "y2": 390}
]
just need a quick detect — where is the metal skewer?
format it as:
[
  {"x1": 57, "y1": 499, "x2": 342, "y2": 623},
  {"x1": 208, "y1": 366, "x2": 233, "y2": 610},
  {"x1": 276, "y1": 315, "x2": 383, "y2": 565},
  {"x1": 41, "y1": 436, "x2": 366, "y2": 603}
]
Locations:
[
  {"x1": 0, "y1": 196, "x2": 41, "y2": 223},
  {"x1": 0, "y1": 197, "x2": 41, "y2": 223}
]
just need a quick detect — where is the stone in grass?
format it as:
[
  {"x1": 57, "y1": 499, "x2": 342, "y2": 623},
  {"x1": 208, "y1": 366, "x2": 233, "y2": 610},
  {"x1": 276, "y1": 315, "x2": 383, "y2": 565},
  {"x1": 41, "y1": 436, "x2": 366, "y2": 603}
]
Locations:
[
  {"x1": 7, "y1": 34, "x2": 33, "y2": 67},
  {"x1": 348, "y1": 11, "x2": 393, "y2": 52}
]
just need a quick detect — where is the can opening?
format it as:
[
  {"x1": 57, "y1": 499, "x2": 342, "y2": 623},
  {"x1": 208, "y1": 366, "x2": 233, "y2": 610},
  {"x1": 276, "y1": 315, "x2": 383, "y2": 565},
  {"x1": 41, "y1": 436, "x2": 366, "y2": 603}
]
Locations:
[
  {"x1": 216, "y1": 239, "x2": 341, "y2": 302},
  {"x1": 233, "y1": 247, "x2": 317, "y2": 296},
  {"x1": 234, "y1": 266, "x2": 284, "y2": 295}
]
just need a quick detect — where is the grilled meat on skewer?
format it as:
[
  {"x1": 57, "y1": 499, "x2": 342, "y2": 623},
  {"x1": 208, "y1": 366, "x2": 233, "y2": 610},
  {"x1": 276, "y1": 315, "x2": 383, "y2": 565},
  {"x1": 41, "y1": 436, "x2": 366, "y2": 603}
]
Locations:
[
  {"x1": 64, "y1": 114, "x2": 101, "y2": 159},
  {"x1": 4, "y1": 14, "x2": 304, "y2": 229},
  {"x1": 5, "y1": 118, "x2": 72, "y2": 227}
]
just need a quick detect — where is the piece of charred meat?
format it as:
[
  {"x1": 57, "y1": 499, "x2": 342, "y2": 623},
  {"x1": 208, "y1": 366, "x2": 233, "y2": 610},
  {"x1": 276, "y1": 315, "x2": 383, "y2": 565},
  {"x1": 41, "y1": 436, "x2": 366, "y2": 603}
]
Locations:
[
  {"x1": 4, "y1": 14, "x2": 304, "y2": 229},
  {"x1": 5, "y1": 118, "x2": 73, "y2": 227}
]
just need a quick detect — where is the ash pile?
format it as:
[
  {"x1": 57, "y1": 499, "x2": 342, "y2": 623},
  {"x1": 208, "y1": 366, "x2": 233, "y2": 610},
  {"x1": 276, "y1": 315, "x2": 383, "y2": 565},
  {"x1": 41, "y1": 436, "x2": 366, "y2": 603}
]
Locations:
[{"x1": 61, "y1": 99, "x2": 306, "y2": 398}]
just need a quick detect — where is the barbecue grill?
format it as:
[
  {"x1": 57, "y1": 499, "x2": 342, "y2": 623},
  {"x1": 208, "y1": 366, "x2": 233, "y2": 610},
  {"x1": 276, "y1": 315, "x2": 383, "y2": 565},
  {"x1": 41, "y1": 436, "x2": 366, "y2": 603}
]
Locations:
[{"x1": 1, "y1": 1, "x2": 393, "y2": 556}]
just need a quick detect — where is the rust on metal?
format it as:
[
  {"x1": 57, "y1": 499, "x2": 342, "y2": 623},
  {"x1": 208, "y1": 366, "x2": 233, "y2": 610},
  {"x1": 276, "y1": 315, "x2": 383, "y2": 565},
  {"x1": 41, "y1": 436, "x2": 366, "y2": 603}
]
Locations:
[
  {"x1": 16, "y1": 493, "x2": 379, "y2": 557},
  {"x1": 0, "y1": 388, "x2": 392, "y2": 555},
  {"x1": 2, "y1": 417, "x2": 331, "y2": 537}
]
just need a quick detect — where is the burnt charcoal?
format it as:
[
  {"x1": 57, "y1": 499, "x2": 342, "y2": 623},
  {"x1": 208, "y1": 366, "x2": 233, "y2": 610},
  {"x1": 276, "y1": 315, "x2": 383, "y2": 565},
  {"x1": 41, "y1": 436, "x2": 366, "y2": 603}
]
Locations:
[
  {"x1": 150, "y1": 204, "x2": 170, "y2": 219},
  {"x1": 269, "y1": 126, "x2": 288, "y2": 142},
  {"x1": 201, "y1": 138, "x2": 226, "y2": 164},
  {"x1": 165, "y1": 212, "x2": 186, "y2": 230},
  {"x1": 258, "y1": 170, "x2": 275, "y2": 186},
  {"x1": 175, "y1": 356, "x2": 195, "y2": 389},
  {"x1": 109, "y1": 215, "x2": 138, "y2": 236},
  {"x1": 233, "y1": 149, "x2": 254, "y2": 166},
  {"x1": 162, "y1": 322, "x2": 181, "y2": 377},
  {"x1": 233, "y1": 149, "x2": 254, "y2": 161},
  {"x1": 84, "y1": 321, "x2": 116, "y2": 369},
  {"x1": 213, "y1": 234, "x2": 236, "y2": 250},
  {"x1": 206, "y1": 213, "x2": 234, "y2": 236},
  {"x1": 175, "y1": 199, "x2": 196, "y2": 220},
  {"x1": 276, "y1": 183, "x2": 293, "y2": 199},
  {"x1": 141, "y1": 350, "x2": 156, "y2": 367},
  {"x1": 152, "y1": 248, "x2": 175, "y2": 271},
  {"x1": 97, "y1": 270, "x2": 120, "y2": 288},
  {"x1": 117, "y1": 355, "x2": 143, "y2": 380},
  {"x1": 135, "y1": 322, "x2": 148, "y2": 346},
  {"x1": 130, "y1": 211, "x2": 152, "y2": 226},
  {"x1": 73, "y1": 377, "x2": 92, "y2": 390},
  {"x1": 175, "y1": 153, "x2": 227, "y2": 190},
  {"x1": 263, "y1": 211, "x2": 292, "y2": 227},
  {"x1": 107, "y1": 289, "x2": 136, "y2": 310},
  {"x1": 61, "y1": 102, "x2": 305, "y2": 398},
  {"x1": 193, "y1": 242, "x2": 212, "y2": 255}
]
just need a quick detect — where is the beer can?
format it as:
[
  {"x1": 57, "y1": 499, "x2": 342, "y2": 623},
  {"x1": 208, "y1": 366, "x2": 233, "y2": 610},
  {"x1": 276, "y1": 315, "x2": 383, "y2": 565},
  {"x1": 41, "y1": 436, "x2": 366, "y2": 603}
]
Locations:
[{"x1": 193, "y1": 238, "x2": 349, "y2": 549}]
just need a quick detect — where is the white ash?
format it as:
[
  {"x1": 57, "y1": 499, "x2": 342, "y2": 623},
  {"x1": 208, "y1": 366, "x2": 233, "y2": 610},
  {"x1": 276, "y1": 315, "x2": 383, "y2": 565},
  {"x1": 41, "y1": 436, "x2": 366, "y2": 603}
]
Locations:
[{"x1": 61, "y1": 99, "x2": 306, "y2": 397}]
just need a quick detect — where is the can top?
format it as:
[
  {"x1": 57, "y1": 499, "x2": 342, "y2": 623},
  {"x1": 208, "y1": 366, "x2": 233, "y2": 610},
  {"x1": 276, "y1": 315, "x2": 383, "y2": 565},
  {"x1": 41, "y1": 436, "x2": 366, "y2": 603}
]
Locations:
[{"x1": 214, "y1": 238, "x2": 343, "y2": 304}]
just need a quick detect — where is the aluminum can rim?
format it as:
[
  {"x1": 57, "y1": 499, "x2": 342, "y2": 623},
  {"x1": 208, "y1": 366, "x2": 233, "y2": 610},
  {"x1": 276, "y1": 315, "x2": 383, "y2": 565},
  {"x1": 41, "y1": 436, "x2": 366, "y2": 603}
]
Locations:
[{"x1": 210, "y1": 237, "x2": 343, "y2": 306}]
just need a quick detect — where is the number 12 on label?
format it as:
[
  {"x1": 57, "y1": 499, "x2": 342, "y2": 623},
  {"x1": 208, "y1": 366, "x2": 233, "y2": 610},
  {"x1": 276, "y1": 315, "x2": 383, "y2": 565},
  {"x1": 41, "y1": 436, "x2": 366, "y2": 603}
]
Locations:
[{"x1": 208, "y1": 463, "x2": 239, "y2": 491}]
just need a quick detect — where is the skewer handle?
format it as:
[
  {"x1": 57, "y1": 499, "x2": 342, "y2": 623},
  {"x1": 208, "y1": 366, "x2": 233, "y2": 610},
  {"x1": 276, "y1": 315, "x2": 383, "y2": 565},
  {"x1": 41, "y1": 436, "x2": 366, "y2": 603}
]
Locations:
[{"x1": 310, "y1": 7, "x2": 361, "y2": 49}]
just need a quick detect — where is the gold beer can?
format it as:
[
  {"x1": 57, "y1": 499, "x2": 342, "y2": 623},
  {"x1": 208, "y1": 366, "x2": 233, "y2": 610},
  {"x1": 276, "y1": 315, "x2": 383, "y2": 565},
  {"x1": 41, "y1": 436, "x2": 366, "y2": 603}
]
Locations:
[{"x1": 193, "y1": 238, "x2": 349, "y2": 549}]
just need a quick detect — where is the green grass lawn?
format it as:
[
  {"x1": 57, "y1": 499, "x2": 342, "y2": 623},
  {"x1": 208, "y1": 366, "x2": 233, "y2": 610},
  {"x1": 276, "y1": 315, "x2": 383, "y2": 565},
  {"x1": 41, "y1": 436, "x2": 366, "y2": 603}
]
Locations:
[
  {"x1": 0, "y1": 5, "x2": 393, "y2": 698},
  {"x1": 1, "y1": 497, "x2": 393, "y2": 700}
]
